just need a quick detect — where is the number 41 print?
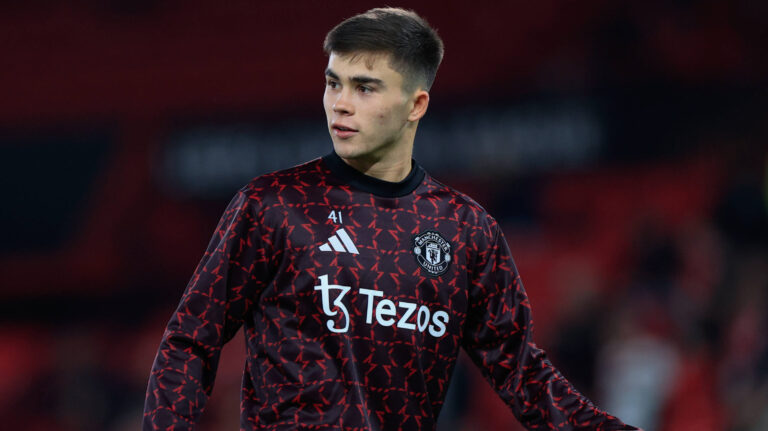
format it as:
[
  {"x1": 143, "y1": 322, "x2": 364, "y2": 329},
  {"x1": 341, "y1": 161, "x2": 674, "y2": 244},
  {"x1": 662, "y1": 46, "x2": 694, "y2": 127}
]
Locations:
[{"x1": 328, "y1": 210, "x2": 343, "y2": 224}]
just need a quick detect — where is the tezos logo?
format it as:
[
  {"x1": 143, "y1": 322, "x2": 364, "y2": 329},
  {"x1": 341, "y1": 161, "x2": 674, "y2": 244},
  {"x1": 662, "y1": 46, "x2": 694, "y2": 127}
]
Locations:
[
  {"x1": 313, "y1": 274, "x2": 449, "y2": 338},
  {"x1": 413, "y1": 231, "x2": 452, "y2": 277}
]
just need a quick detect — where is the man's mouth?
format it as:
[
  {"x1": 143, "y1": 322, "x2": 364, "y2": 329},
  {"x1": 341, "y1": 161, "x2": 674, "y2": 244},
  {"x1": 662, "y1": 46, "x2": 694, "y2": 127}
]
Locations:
[
  {"x1": 332, "y1": 124, "x2": 358, "y2": 138},
  {"x1": 332, "y1": 124, "x2": 358, "y2": 132}
]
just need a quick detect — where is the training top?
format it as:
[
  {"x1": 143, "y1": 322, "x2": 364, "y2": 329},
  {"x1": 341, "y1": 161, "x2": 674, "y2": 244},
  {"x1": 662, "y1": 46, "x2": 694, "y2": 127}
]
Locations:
[{"x1": 143, "y1": 152, "x2": 638, "y2": 431}]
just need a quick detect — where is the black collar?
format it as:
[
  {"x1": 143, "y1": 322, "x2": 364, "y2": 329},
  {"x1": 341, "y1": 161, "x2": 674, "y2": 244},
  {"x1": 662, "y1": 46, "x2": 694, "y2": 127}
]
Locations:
[{"x1": 322, "y1": 151, "x2": 425, "y2": 198}]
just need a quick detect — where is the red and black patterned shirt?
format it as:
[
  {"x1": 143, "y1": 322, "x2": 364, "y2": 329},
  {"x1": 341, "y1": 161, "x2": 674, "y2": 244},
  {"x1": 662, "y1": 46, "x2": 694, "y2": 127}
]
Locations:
[{"x1": 144, "y1": 152, "x2": 637, "y2": 430}]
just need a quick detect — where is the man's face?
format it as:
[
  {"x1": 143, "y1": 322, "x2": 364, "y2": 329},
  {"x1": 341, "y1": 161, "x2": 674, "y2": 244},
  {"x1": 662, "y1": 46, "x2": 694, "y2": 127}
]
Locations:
[{"x1": 323, "y1": 52, "x2": 416, "y2": 162}]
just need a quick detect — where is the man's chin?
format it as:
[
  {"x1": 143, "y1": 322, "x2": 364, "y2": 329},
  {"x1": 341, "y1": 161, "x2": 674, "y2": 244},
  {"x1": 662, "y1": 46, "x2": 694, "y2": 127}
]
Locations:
[{"x1": 332, "y1": 141, "x2": 365, "y2": 159}]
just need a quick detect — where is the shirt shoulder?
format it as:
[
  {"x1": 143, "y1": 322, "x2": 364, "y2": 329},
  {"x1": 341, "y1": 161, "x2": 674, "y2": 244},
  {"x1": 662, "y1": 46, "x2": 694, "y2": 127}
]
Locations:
[
  {"x1": 423, "y1": 173, "x2": 499, "y2": 234},
  {"x1": 237, "y1": 157, "x2": 326, "y2": 206}
]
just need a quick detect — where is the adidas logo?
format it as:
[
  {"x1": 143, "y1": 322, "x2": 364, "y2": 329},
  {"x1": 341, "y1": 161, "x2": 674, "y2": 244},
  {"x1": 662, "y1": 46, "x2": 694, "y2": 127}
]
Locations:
[{"x1": 319, "y1": 228, "x2": 359, "y2": 254}]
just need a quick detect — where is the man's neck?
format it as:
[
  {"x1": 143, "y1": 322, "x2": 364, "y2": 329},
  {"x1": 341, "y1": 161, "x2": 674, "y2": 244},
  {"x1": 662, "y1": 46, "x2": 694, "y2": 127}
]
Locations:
[{"x1": 342, "y1": 157, "x2": 412, "y2": 183}]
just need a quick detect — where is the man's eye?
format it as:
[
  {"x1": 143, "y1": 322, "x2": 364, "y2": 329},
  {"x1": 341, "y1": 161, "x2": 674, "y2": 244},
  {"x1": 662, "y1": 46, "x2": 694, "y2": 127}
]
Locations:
[
  {"x1": 327, "y1": 80, "x2": 339, "y2": 89},
  {"x1": 359, "y1": 85, "x2": 372, "y2": 93}
]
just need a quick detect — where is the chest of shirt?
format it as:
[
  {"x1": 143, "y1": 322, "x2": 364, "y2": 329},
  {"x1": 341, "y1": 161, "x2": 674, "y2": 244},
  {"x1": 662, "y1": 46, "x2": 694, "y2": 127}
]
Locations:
[{"x1": 254, "y1": 190, "x2": 473, "y2": 341}]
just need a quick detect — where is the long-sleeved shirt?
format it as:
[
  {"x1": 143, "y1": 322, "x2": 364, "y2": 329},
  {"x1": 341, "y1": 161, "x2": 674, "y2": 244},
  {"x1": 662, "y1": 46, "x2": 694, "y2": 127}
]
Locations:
[{"x1": 144, "y1": 151, "x2": 638, "y2": 430}]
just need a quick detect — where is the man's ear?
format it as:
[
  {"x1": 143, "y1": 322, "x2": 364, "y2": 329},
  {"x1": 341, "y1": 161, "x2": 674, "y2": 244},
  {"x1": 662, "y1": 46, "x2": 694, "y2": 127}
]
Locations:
[{"x1": 408, "y1": 90, "x2": 430, "y2": 122}]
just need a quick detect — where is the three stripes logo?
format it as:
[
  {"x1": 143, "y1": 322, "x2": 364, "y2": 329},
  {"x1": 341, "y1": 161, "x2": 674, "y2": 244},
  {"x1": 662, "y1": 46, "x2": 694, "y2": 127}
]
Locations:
[{"x1": 319, "y1": 228, "x2": 359, "y2": 254}]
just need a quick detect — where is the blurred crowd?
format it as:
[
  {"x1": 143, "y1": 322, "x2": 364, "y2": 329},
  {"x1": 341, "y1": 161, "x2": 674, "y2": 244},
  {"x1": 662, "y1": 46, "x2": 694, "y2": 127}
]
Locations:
[{"x1": 439, "y1": 147, "x2": 767, "y2": 431}]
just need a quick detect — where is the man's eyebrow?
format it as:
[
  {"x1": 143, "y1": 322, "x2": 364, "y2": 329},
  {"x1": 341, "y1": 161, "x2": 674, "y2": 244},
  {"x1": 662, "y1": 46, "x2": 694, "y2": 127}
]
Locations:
[
  {"x1": 325, "y1": 68, "x2": 340, "y2": 80},
  {"x1": 325, "y1": 68, "x2": 385, "y2": 87},
  {"x1": 350, "y1": 75, "x2": 385, "y2": 87}
]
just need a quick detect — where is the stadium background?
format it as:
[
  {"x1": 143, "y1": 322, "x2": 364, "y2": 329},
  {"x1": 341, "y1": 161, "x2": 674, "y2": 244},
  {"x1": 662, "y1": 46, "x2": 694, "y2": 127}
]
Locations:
[{"x1": 0, "y1": 1, "x2": 766, "y2": 430}]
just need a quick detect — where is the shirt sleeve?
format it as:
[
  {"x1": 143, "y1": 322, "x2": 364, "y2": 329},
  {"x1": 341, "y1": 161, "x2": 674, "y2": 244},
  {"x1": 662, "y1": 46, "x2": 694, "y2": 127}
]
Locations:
[
  {"x1": 143, "y1": 188, "x2": 272, "y2": 430},
  {"x1": 462, "y1": 219, "x2": 638, "y2": 431}
]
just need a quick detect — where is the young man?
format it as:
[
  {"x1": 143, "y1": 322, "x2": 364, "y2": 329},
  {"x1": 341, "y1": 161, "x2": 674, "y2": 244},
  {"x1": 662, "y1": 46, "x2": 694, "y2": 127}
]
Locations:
[{"x1": 144, "y1": 8, "x2": 638, "y2": 431}]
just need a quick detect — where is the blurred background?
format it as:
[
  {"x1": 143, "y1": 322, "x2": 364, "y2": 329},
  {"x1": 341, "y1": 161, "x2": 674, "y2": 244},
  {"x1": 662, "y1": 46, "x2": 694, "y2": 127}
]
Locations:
[{"x1": 0, "y1": 1, "x2": 766, "y2": 430}]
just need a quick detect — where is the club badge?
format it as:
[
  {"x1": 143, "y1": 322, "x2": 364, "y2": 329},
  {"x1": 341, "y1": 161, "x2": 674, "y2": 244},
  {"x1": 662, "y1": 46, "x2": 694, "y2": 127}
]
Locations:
[{"x1": 413, "y1": 231, "x2": 452, "y2": 277}]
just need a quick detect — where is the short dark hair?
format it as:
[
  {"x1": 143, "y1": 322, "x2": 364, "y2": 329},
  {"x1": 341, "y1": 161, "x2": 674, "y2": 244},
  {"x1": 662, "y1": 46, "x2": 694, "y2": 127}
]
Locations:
[{"x1": 323, "y1": 7, "x2": 444, "y2": 91}]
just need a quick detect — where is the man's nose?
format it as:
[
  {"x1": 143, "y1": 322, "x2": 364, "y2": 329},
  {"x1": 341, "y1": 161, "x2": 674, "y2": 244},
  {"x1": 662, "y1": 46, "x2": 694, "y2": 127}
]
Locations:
[{"x1": 332, "y1": 89, "x2": 354, "y2": 115}]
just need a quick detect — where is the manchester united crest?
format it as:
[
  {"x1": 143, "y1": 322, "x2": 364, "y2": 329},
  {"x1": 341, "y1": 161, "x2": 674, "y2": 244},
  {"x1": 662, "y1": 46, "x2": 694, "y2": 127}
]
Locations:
[{"x1": 413, "y1": 231, "x2": 452, "y2": 277}]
